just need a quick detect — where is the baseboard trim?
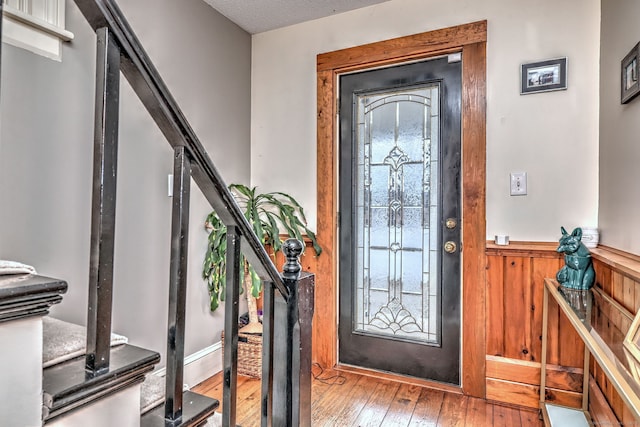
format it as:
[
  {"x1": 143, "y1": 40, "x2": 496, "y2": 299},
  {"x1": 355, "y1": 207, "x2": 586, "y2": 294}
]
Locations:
[
  {"x1": 335, "y1": 363, "x2": 463, "y2": 394},
  {"x1": 153, "y1": 341, "x2": 222, "y2": 389}
]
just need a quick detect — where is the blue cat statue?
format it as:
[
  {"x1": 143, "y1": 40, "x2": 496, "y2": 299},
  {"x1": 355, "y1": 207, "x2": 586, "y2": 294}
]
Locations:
[{"x1": 556, "y1": 226, "x2": 595, "y2": 290}]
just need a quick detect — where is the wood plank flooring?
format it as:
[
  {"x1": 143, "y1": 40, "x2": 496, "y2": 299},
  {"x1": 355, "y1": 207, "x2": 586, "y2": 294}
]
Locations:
[{"x1": 192, "y1": 367, "x2": 543, "y2": 427}]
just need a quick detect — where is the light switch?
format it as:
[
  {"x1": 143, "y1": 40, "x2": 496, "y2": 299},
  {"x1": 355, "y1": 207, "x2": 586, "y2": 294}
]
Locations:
[{"x1": 510, "y1": 172, "x2": 527, "y2": 196}]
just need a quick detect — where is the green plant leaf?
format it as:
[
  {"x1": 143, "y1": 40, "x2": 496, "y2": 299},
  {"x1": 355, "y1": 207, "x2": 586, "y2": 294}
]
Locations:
[
  {"x1": 264, "y1": 212, "x2": 283, "y2": 252},
  {"x1": 305, "y1": 229, "x2": 322, "y2": 256},
  {"x1": 249, "y1": 265, "x2": 261, "y2": 297},
  {"x1": 251, "y1": 204, "x2": 264, "y2": 244},
  {"x1": 202, "y1": 184, "x2": 324, "y2": 312},
  {"x1": 210, "y1": 295, "x2": 219, "y2": 311},
  {"x1": 272, "y1": 191, "x2": 308, "y2": 223},
  {"x1": 230, "y1": 183, "x2": 254, "y2": 199}
]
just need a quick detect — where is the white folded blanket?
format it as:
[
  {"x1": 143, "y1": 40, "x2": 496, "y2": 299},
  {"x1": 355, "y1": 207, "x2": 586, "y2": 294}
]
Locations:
[{"x1": 0, "y1": 260, "x2": 37, "y2": 275}]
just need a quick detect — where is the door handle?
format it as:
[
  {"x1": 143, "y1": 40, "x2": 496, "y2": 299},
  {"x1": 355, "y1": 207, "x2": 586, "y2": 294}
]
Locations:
[{"x1": 444, "y1": 241, "x2": 457, "y2": 253}]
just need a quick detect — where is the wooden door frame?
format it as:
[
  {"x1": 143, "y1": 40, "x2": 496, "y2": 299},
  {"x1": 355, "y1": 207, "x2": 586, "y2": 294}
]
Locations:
[{"x1": 315, "y1": 21, "x2": 487, "y2": 398}]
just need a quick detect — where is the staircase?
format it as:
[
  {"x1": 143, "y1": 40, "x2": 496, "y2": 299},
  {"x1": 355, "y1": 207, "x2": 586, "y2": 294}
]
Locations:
[
  {"x1": 0, "y1": 0, "x2": 314, "y2": 426},
  {"x1": 0, "y1": 261, "x2": 311, "y2": 427},
  {"x1": 42, "y1": 316, "x2": 221, "y2": 427},
  {"x1": 0, "y1": 274, "x2": 222, "y2": 427}
]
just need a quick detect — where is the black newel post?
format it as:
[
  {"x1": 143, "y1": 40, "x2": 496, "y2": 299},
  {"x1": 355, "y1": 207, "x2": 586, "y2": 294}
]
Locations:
[{"x1": 271, "y1": 239, "x2": 314, "y2": 427}]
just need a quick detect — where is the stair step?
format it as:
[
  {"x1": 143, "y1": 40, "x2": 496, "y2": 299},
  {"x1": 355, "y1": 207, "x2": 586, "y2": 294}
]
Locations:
[
  {"x1": 43, "y1": 343, "x2": 160, "y2": 421},
  {"x1": 42, "y1": 317, "x2": 175, "y2": 416},
  {"x1": 39, "y1": 302, "x2": 219, "y2": 425},
  {"x1": 41, "y1": 316, "x2": 220, "y2": 425},
  {"x1": 140, "y1": 373, "x2": 165, "y2": 414},
  {"x1": 140, "y1": 375, "x2": 221, "y2": 426},
  {"x1": 140, "y1": 390, "x2": 219, "y2": 427},
  {"x1": 0, "y1": 274, "x2": 67, "y2": 322},
  {"x1": 43, "y1": 316, "x2": 128, "y2": 368}
]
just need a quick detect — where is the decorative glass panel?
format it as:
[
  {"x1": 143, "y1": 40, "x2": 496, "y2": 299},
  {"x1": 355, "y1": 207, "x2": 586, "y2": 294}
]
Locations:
[{"x1": 353, "y1": 85, "x2": 440, "y2": 345}]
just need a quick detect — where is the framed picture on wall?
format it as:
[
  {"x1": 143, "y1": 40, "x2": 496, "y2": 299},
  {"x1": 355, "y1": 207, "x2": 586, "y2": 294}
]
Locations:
[
  {"x1": 622, "y1": 42, "x2": 640, "y2": 104},
  {"x1": 520, "y1": 57, "x2": 567, "y2": 94}
]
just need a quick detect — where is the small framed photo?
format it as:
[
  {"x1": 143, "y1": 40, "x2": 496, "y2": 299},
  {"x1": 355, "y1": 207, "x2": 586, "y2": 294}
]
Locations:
[
  {"x1": 520, "y1": 57, "x2": 567, "y2": 95},
  {"x1": 621, "y1": 42, "x2": 640, "y2": 104}
]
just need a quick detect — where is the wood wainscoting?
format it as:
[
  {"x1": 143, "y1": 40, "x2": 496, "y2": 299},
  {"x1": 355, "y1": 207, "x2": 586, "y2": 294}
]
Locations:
[
  {"x1": 291, "y1": 232, "x2": 640, "y2": 418},
  {"x1": 589, "y1": 246, "x2": 640, "y2": 424},
  {"x1": 487, "y1": 242, "x2": 640, "y2": 423},
  {"x1": 486, "y1": 242, "x2": 584, "y2": 409}
]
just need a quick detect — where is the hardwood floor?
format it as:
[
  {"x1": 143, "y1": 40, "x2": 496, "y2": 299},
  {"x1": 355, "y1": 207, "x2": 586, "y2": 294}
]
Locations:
[{"x1": 192, "y1": 368, "x2": 543, "y2": 426}]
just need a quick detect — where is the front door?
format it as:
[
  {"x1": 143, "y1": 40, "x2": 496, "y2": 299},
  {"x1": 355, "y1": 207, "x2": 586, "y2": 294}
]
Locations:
[{"x1": 338, "y1": 56, "x2": 462, "y2": 385}]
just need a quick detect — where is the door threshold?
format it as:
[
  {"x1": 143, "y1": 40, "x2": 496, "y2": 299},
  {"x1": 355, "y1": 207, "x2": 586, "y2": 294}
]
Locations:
[{"x1": 335, "y1": 363, "x2": 463, "y2": 395}]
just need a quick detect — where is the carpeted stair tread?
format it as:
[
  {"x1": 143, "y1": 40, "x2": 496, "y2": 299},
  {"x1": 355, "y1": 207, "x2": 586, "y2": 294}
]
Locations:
[
  {"x1": 140, "y1": 373, "x2": 165, "y2": 414},
  {"x1": 42, "y1": 316, "x2": 222, "y2": 425},
  {"x1": 43, "y1": 316, "x2": 128, "y2": 368}
]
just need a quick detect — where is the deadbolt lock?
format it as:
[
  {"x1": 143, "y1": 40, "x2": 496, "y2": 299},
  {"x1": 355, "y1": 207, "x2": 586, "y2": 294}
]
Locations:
[
  {"x1": 445, "y1": 218, "x2": 457, "y2": 229},
  {"x1": 444, "y1": 241, "x2": 457, "y2": 253}
]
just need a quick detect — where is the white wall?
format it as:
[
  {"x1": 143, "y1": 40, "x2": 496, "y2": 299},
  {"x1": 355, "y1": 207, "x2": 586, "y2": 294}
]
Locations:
[
  {"x1": 0, "y1": 0, "x2": 251, "y2": 363},
  {"x1": 0, "y1": 317, "x2": 42, "y2": 427},
  {"x1": 599, "y1": 0, "x2": 640, "y2": 255},
  {"x1": 251, "y1": 0, "x2": 601, "y2": 242}
]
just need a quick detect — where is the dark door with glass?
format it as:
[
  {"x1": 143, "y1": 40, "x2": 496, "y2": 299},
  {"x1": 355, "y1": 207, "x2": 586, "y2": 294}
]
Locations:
[{"x1": 338, "y1": 56, "x2": 462, "y2": 385}]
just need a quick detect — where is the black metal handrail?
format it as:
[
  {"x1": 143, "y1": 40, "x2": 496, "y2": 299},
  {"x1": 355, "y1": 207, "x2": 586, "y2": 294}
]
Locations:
[
  {"x1": 74, "y1": 0, "x2": 287, "y2": 299},
  {"x1": 70, "y1": 1, "x2": 312, "y2": 426}
]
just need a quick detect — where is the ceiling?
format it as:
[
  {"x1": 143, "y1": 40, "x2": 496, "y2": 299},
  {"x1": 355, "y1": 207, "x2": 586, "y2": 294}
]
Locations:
[{"x1": 203, "y1": 0, "x2": 392, "y2": 34}]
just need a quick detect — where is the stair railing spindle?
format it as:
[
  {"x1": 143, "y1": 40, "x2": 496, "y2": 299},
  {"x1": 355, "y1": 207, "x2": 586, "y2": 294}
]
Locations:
[
  {"x1": 86, "y1": 26, "x2": 120, "y2": 375},
  {"x1": 222, "y1": 226, "x2": 241, "y2": 427},
  {"x1": 261, "y1": 280, "x2": 275, "y2": 427},
  {"x1": 164, "y1": 146, "x2": 191, "y2": 422}
]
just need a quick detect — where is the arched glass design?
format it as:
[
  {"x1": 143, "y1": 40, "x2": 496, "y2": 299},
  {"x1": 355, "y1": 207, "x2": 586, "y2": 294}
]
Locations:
[{"x1": 353, "y1": 84, "x2": 441, "y2": 345}]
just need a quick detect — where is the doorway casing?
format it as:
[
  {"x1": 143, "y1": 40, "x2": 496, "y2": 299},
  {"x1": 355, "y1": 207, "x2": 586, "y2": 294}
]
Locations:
[{"x1": 315, "y1": 20, "x2": 487, "y2": 397}]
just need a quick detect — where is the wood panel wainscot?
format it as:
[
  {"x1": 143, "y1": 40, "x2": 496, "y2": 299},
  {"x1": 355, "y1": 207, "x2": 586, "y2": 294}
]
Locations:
[
  {"x1": 486, "y1": 242, "x2": 583, "y2": 409},
  {"x1": 589, "y1": 246, "x2": 640, "y2": 424},
  {"x1": 486, "y1": 242, "x2": 640, "y2": 422}
]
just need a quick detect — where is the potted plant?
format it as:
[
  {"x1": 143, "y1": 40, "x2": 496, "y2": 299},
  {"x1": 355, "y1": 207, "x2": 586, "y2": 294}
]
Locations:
[{"x1": 203, "y1": 184, "x2": 321, "y2": 334}]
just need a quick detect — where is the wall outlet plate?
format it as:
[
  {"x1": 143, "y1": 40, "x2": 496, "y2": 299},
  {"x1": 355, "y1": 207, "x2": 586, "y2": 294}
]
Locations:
[{"x1": 510, "y1": 172, "x2": 527, "y2": 196}]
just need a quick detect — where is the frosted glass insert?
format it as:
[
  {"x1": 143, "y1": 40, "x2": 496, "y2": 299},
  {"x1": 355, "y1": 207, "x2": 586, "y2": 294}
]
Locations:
[{"x1": 354, "y1": 85, "x2": 440, "y2": 345}]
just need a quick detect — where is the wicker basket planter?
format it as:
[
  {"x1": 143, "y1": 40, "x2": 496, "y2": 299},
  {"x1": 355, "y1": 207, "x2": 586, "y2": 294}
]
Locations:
[{"x1": 221, "y1": 331, "x2": 262, "y2": 379}]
